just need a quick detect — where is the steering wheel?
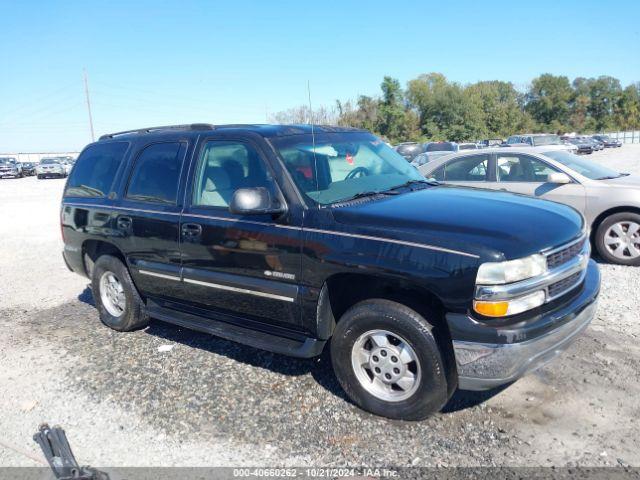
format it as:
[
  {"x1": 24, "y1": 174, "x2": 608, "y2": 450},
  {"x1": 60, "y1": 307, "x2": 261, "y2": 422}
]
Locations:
[{"x1": 345, "y1": 167, "x2": 370, "y2": 180}]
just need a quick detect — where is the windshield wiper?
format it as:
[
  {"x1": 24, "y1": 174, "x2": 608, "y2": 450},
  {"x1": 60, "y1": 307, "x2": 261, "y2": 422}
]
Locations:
[
  {"x1": 595, "y1": 175, "x2": 624, "y2": 180},
  {"x1": 386, "y1": 179, "x2": 438, "y2": 192},
  {"x1": 333, "y1": 189, "x2": 400, "y2": 205}
]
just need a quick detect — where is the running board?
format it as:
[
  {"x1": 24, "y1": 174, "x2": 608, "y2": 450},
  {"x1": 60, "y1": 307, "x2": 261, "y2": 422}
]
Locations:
[{"x1": 146, "y1": 301, "x2": 325, "y2": 358}]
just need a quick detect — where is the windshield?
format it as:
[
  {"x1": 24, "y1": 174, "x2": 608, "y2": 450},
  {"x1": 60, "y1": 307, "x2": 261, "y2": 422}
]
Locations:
[
  {"x1": 0, "y1": 158, "x2": 15, "y2": 164},
  {"x1": 543, "y1": 150, "x2": 622, "y2": 180},
  {"x1": 533, "y1": 134, "x2": 561, "y2": 146},
  {"x1": 41, "y1": 158, "x2": 60, "y2": 165},
  {"x1": 271, "y1": 132, "x2": 424, "y2": 205}
]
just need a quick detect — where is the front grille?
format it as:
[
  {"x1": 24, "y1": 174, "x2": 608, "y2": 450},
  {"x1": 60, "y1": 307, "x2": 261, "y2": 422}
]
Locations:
[
  {"x1": 548, "y1": 271, "x2": 582, "y2": 299},
  {"x1": 546, "y1": 238, "x2": 585, "y2": 269}
]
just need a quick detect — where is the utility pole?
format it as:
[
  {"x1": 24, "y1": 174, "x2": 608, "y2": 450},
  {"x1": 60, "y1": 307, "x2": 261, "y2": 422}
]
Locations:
[{"x1": 83, "y1": 69, "x2": 95, "y2": 142}]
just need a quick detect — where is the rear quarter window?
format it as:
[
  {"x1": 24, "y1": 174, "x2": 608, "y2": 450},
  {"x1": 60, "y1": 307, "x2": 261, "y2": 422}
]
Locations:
[{"x1": 64, "y1": 142, "x2": 129, "y2": 197}]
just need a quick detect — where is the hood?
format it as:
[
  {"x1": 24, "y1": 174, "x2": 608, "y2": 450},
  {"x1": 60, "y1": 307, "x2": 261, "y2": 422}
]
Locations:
[
  {"x1": 599, "y1": 174, "x2": 640, "y2": 186},
  {"x1": 331, "y1": 186, "x2": 584, "y2": 261}
]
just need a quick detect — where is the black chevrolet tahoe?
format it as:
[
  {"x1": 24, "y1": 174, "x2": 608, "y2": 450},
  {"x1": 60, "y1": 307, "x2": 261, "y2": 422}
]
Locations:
[{"x1": 61, "y1": 124, "x2": 600, "y2": 420}]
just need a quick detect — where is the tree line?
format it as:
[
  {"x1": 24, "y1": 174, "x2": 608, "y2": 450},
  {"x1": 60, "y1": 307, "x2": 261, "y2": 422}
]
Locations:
[{"x1": 270, "y1": 73, "x2": 640, "y2": 144}]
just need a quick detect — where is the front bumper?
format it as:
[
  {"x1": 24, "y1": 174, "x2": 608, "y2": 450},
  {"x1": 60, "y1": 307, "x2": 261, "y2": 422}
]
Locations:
[{"x1": 451, "y1": 259, "x2": 600, "y2": 391}]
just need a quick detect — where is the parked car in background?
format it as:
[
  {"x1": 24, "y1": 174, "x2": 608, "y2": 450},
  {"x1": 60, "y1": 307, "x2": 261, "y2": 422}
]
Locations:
[
  {"x1": 59, "y1": 159, "x2": 74, "y2": 175},
  {"x1": 419, "y1": 146, "x2": 640, "y2": 265},
  {"x1": 394, "y1": 142, "x2": 424, "y2": 161},
  {"x1": 592, "y1": 134, "x2": 622, "y2": 148},
  {"x1": 457, "y1": 142, "x2": 478, "y2": 150},
  {"x1": 0, "y1": 157, "x2": 24, "y2": 178},
  {"x1": 480, "y1": 138, "x2": 504, "y2": 147},
  {"x1": 577, "y1": 136, "x2": 603, "y2": 151},
  {"x1": 36, "y1": 158, "x2": 67, "y2": 179},
  {"x1": 61, "y1": 123, "x2": 599, "y2": 420},
  {"x1": 21, "y1": 162, "x2": 37, "y2": 176},
  {"x1": 506, "y1": 133, "x2": 564, "y2": 147},
  {"x1": 424, "y1": 141, "x2": 457, "y2": 152},
  {"x1": 565, "y1": 137, "x2": 593, "y2": 155}
]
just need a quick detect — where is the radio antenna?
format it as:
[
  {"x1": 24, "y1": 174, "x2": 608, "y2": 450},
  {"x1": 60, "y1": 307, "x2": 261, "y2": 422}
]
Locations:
[{"x1": 307, "y1": 80, "x2": 320, "y2": 199}]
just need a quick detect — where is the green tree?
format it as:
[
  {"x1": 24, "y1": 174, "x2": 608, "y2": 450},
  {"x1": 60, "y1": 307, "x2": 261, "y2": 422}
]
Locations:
[
  {"x1": 376, "y1": 76, "x2": 420, "y2": 143},
  {"x1": 466, "y1": 80, "x2": 533, "y2": 137},
  {"x1": 614, "y1": 84, "x2": 640, "y2": 130},
  {"x1": 587, "y1": 76, "x2": 622, "y2": 130},
  {"x1": 525, "y1": 74, "x2": 573, "y2": 129},
  {"x1": 272, "y1": 72, "x2": 639, "y2": 143},
  {"x1": 407, "y1": 73, "x2": 485, "y2": 141}
]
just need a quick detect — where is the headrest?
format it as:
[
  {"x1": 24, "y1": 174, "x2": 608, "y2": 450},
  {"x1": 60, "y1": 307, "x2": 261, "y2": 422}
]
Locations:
[{"x1": 204, "y1": 167, "x2": 231, "y2": 191}]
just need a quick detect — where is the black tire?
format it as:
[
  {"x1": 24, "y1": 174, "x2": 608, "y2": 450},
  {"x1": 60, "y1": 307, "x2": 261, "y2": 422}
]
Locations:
[
  {"x1": 330, "y1": 299, "x2": 450, "y2": 420},
  {"x1": 91, "y1": 254, "x2": 149, "y2": 331},
  {"x1": 37, "y1": 175, "x2": 42, "y2": 179},
  {"x1": 595, "y1": 212, "x2": 640, "y2": 266}
]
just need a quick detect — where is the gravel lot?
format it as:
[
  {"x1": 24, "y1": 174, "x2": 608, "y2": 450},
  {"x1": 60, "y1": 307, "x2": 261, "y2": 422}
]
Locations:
[{"x1": 1, "y1": 146, "x2": 640, "y2": 469}]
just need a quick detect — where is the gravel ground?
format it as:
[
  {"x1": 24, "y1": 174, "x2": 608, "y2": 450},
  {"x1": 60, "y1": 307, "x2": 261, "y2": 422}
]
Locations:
[{"x1": 1, "y1": 146, "x2": 640, "y2": 469}]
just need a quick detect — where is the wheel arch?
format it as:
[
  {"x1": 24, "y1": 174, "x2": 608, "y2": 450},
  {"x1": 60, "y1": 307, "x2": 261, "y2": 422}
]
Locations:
[
  {"x1": 317, "y1": 272, "x2": 458, "y2": 394},
  {"x1": 82, "y1": 239, "x2": 127, "y2": 277},
  {"x1": 590, "y1": 206, "x2": 640, "y2": 244}
]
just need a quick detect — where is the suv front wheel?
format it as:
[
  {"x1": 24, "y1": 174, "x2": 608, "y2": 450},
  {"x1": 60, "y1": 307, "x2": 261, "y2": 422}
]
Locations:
[
  {"x1": 91, "y1": 255, "x2": 150, "y2": 331},
  {"x1": 330, "y1": 299, "x2": 450, "y2": 420}
]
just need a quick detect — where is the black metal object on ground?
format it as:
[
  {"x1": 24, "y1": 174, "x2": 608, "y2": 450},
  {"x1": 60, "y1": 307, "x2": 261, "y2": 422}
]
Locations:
[{"x1": 33, "y1": 424, "x2": 109, "y2": 480}]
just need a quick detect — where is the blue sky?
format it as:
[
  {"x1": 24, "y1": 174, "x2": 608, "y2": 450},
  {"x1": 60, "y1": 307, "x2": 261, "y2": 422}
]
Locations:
[{"x1": 1, "y1": 0, "x2": 639, "y2": 152}]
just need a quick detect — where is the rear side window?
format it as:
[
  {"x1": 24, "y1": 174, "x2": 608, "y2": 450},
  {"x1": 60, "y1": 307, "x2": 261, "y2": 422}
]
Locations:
[
  {"x1": 430, "y1": 165, "x2": 445, "y2": 181},
  {"x1": 443, "y1": 154, "x2": 489, "y2": 181},
  {"x1": 126, "y1": 142, "x2": 186, "y2": 204},
  {"x1": 65, "y1": 142, "x2": 128, "y2": 197}
]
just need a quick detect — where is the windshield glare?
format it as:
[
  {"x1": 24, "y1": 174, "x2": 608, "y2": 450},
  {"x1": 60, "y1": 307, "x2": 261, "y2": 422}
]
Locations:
[
  {"x1": 41, "y1": 159, "x2": 59, "y2": 165},
  {"x1": 543, "y1": 150, "x2": 621, "y2": 180},
  {"x1": 272, "y1": 132, "x2": 424, "y2": 205}
]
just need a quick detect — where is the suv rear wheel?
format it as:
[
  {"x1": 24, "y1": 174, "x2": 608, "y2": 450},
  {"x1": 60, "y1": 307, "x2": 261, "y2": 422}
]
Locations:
[
  {"x1": 91, "y1": 255, "x2": 149, "y2": 331},
  {"x1": 330, "y1": 299, "x2": 450, "y2": 420},
  {"x1": 595, "y1": 212, "x2": 640, "y2": 266}
]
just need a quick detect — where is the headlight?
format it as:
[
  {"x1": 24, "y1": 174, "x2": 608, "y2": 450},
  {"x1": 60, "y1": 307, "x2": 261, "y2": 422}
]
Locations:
[{"x1": 476, "y1": 253, "x2": 547, "y2": 285}]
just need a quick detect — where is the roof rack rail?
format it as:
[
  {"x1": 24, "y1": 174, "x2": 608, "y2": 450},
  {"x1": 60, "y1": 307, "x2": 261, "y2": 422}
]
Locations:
[{"x1": 98, "y1": 123, "x2": 215, "y2": 141}]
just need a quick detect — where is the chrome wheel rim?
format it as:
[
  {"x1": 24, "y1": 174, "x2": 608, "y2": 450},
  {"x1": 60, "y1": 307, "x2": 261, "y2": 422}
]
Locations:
[
  {"x1": 351, "y1": 329, "x2": 421, "y2": 402},
  {"x1": 99, "y1": 271, "x2": 126, "y2": 317},
  {"x1": 604, "y1": 221, "x2": 640, "y2": 260}
]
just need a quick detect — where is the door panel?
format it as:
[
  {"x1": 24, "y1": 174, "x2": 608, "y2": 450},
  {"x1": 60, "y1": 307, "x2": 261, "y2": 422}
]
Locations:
[
  {"x1": 491, "y1": 153, "x2": 586, "y2": 213},
  {"x1": 178, "y1": 211, "x2": 301, "y2": 326},
  {"x1": 121, "y1": 207, "x2": 183, "y2": 299},
  {"x1": 117, "y1": 141, "x2": 189, "y2": 300},
  {"x1": 177, "y1": 138, "x2": 303, "y2": 329}
]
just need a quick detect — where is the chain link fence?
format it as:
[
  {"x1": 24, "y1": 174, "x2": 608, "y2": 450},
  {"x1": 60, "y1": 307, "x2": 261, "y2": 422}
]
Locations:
[{"x1": 602, "y1": 131, "x2": 640, "y2": 144}]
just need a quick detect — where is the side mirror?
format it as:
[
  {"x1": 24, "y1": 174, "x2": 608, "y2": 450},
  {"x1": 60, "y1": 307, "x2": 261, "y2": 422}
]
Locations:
[
  {"x1": 229, "y1": 187, "x2": 286, "y2": 216},
  {"x1": 547, "y1": 172, "x2": 571, "y2": 184}
]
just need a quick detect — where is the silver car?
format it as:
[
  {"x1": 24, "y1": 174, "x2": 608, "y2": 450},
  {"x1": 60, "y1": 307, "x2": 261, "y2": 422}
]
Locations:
[{"x1": 418, "y1": 146, "x2": 640, "y2": 265}]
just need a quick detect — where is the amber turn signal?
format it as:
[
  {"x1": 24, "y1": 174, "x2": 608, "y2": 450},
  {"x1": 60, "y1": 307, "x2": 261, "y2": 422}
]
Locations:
[{"x1": 473, "y1": 301, "x2": 509, "y2": 317}]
